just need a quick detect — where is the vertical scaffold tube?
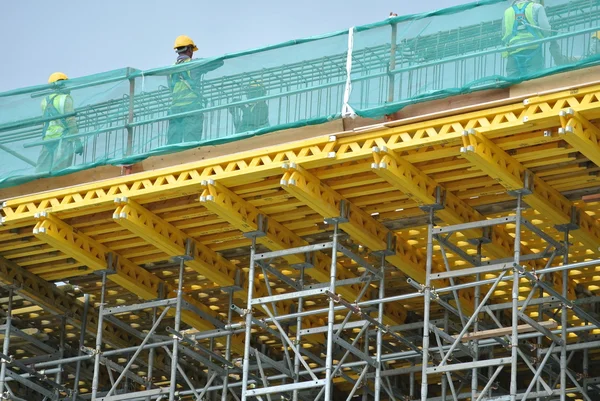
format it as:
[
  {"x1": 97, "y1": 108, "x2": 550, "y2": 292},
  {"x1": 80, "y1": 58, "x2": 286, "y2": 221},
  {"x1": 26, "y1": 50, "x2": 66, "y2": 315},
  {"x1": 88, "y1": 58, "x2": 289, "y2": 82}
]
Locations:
[
  {"x1": 472, "y1": 242, "x2": 482, "y2": 401},
  {"x1": 293, "y1": 267, "x2": 305, "y2": 401},
  {"x1": 169, "y1": 258, "x2": 185, "y2": 401},
  {"x1": 222, "y1": 290, "x2": 234, "y2": 401},
  {"x1": 324, "y1": 222, "x2": 340, "y2": 401},
  {"x1": 510, "y1": 194, "x2": 523, "y2": 401},
  {"x1": 241, "y1": 236, "x2": 257, "y2": 401},
  {"x1": 421, "y1": 208, "x2": 434, "y2": 401},
  {"x1": 0, "y1": 288, "x2": 13, "y2": 398},
  {"x1": 73, "y1": 294, "x2": 90, "y2": 401},
  {"x1": 374, "y1": 255, "x2": 385, "y2": 401},
  {"x1": 91, "y1": 272, "x2": 107, "y2": 400},
  {"x1": 560, "y1": 230, "x2": 569, "y2": 401}
]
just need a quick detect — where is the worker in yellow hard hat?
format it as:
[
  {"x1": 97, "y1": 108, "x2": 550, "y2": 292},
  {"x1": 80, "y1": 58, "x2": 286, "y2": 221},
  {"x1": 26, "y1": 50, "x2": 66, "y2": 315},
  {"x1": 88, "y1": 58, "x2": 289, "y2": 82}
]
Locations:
[
  {"x1": 502, "y1": 0, "x2": 551, "y2": 77},
  {"x1": 228, "y1": 80, "x2": 270, "y2": 133},
  {"x1": 37, "y1": 72, "x2": 82, "y2": 173},
  {"x1": 166, "y1": 35, "x2": 223, "y2": 145}
]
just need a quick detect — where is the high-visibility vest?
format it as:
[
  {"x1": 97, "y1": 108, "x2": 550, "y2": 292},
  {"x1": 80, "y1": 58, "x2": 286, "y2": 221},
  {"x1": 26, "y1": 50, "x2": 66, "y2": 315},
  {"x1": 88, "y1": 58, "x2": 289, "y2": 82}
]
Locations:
[
  {"x1": 502, "y1": 2, "x2": 544, "y2": 54},
  {"x1": 169, "y1": 58, "x2": 201, "y2": 108},
  {"x1": 41, "y1": 94, "x2": 70, "y2": 140}
]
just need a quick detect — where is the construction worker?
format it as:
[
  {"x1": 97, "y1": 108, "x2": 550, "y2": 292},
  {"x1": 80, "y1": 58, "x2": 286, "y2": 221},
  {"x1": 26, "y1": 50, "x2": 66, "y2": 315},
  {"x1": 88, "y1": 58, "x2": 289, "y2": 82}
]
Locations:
[
  {"x1": 37, "y1": 72, "x2": 82, "y2": 173},
  {"x1": 228, "y1": 80, "x2": 269, "y2": 133},
  {"x1": 167, "y1": 35, "x2": 223, "y2": 145},
  {"x1": 502, "y1": 0, "x2": 551, "y2": 77}
]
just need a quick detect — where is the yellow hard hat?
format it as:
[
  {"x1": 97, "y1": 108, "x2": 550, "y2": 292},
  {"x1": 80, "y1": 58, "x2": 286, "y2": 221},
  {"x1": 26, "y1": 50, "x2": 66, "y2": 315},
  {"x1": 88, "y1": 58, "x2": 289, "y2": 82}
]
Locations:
[
  {"x1": 173, "y1": 35, "x2": 198, "y2": 52},
  {"x1": 593, "y1": 31, "x2": 600, "y2": 39},
  {"x1": 48, "y1": 72, "x2": 68, "y2": 84}
]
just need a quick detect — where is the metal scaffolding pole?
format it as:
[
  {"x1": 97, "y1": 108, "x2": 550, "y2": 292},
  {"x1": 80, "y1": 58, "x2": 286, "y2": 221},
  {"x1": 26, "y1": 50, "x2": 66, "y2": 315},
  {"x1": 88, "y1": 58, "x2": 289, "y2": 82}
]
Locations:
[
  {"x1": 324, "y1": 221, "x2": 340, "y2": 401},
  {"x1": 421, "y1": 207, "x2": 435, "y2": 401},
  {"x1": 374, "y1": 255, "x2": 385, "y2": 401},
  {"x1": 0, "y1": 288, "x2": 13, "y2": 399},
  {"x1": 169, "y1": 258, "x2": 186, "y2": 401},
  {"x1": 91, "y1": 272, "x2": 108, "y2": 400},
  {"x1": 241, "y1": 233, "x2": 258, "y2": 401},
  {"x1": 510, "y1": 193, "x2": 523, "y2": 401},
  {"x1": 221, "y1": 290, "x2": 234, "y2": 401},
  {"x1": 73, "y1": 294, "x2": 90, "y2": 401}
]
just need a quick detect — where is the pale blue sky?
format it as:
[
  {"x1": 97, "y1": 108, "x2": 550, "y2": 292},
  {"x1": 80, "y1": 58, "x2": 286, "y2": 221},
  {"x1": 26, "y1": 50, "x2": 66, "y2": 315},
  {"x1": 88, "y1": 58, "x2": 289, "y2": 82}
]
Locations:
[{"x1": 0, "y1": 0, "x2": 475, "y2": 92}]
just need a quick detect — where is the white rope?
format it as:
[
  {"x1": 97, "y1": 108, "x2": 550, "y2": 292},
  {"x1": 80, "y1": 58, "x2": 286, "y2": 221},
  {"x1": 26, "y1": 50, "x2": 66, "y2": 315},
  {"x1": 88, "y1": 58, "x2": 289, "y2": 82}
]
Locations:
[{"x1": 341, "y1": 27, "x2": 356, "y2": 119}]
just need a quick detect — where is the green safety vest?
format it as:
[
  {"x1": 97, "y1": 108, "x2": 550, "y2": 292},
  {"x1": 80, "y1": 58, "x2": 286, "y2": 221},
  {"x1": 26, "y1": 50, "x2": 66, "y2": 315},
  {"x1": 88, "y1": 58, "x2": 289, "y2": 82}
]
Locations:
[
  {"x1": 170, "y1": 58, "x2": 201, "y2": 108},
  {"x1": 41, "y1": 94, "x2": 70, "y2": 140},
  {"x1": 502, "y1": 2, "x2": 543, "y2": 55}
]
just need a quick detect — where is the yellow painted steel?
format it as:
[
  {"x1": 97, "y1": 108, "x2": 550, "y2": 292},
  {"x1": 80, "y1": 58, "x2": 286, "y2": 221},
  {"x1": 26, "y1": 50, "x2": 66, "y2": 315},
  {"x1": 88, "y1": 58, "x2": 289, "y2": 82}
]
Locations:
[
  {"x1": 199, "y1": 179, "x2": 408, "y2": 324},
  {"x1": 560, "y1": 109, "x2": 600, "y2": 168},
  {"x1": 113, "y1": 198, "x2": 247, "y2": 297},
  {"x1": 461, "y1": 129, "x2": 600, "y2": 252},
  {"x1": 1, "y1": 82, "x2": 600, "y2": 343},
  {"x1": 3, "y1": 84, "x2": 600, "y2": 227},
  {"x1": 31, "y1": 212, "x2": 245, "y2": 352},
  {"x1": 281, "y1": 162, "x2": 476, "y2": 315}
]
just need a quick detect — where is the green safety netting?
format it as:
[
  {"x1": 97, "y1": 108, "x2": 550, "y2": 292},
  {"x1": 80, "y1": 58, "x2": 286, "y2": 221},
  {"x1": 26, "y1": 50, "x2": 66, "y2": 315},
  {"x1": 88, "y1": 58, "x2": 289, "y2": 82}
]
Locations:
[{"x1": 0, "y1": 0, "x2": 599, "y2": 190}]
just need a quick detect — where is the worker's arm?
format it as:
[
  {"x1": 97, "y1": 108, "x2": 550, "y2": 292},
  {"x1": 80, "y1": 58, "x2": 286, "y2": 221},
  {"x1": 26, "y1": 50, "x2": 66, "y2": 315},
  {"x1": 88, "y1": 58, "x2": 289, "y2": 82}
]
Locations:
[
  {"x1": 64, "y1": 95, "x2": 78, "y2": 134},
  {"x1": 536, "y1": 5, "x2": 551, "y2": 37}
]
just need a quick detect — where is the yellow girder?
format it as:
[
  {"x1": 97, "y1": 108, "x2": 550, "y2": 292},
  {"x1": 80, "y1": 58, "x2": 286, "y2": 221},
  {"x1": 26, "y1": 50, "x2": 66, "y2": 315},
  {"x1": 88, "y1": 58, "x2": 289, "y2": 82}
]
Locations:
[
  {"x1": 3, "y1": 84, "x2": 600, "y2": 228},
  {"x1": 280, "y1": 163, "x2": 473, "y2": 315},
  {"x1": 198, "y1": 179, "x2": 408, "y2": 324},
  {"x1": 461, "y1": 129, "x2": 600, "y2": 252},
  {"x1": 560, "y1": 109, "x2": 600, "y2": 168},
  {"x1": 31, "y1": 212, "x2": 244, "y2": 352},
  {"x1": 113, "y1": 197, "x2": 295, "y2": 315},
  {"x1": 0, "y1": 255, "x2": 133, "y2": 349},
  {"x1": 371, "y1": 146, "x2": 524, "y2": 261},
  {"x1": 113, "y1": 198, "x2": 246, "y2": 298}
]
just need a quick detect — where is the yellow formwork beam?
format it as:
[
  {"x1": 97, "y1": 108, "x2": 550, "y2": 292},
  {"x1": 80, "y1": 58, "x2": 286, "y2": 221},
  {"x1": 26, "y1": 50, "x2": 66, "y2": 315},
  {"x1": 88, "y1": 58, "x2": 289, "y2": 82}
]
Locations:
[
  {"x1": 31, "y1": 212, "x2": 244, "y2": 353},
  {"x1": 113, "y1": 198, "x2": 245, "y2": 297},
  {"x1": 280, "y1": 162, "x2": 474, "y2": 315},
  {"x1": 559, "y1": 109, "x2": 600, "y2": 168},
  {"x1": 199, "y1": 179, "x2": 407, "y2": 324},
  {"x1": 113, "y1": 197, "x2": 296, "y2": 316},
  {"x1": 3, "y1": 84, "x2": 600, "y2": 228},
  {"x1": 371, "y1": 146, "x2": 525, "y2": 261},
  {"x1": 461, "y1": 129, "x2": 600, "y2": 252}
]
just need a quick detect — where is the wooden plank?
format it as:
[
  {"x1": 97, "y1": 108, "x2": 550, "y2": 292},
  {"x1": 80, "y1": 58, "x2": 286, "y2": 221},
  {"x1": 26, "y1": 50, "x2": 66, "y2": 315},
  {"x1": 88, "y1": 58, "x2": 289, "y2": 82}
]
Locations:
[{"x1": 454, "y1": 321, "x2": 558, "y2": 342}]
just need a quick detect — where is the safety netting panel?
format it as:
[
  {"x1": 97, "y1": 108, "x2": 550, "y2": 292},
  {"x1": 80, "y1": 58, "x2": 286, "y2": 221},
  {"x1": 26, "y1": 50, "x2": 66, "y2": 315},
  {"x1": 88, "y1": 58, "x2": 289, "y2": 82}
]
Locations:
[
  {"x1": 124, "y1": 31, "x2": 349, "y2": 159},
  {"x1": 349, "y1": 0, "x2": 600, "y2": 118},
  {"x1": 0, "y1": 32, "x2": 349, "y2": 189},
  {"x1": 0, "y1": 69, "x2": 134, "y2": 188},
  {"x1": 0, "y1": 0, "x2": 599, "y2": 191}
]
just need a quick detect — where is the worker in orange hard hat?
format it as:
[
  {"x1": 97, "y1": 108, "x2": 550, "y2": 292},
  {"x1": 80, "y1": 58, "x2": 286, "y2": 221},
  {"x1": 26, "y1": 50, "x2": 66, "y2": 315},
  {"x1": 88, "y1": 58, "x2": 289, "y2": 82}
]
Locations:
[
  {"x1": 166, "y1": 35, "x2": 223, "y2": 145},
  {"x1": 228, "y1": 80, "x2": 270, "y2": 133},
  {"x1": 37, "y1": 72, "x2": 82, "y2": 173}
]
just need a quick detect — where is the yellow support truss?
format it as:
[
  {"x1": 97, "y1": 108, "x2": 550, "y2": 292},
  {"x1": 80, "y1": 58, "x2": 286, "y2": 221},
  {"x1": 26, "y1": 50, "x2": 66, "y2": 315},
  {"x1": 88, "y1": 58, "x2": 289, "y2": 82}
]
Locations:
[
  {"x1": 31, "y1": 212, "x2": 244, "y2": 352},
  {"x1": 199, "y1": 179, "x2": 407, "y2": 324},
  {"x1": 280, "y1": 162, "x2": 473, "y2": 314}
]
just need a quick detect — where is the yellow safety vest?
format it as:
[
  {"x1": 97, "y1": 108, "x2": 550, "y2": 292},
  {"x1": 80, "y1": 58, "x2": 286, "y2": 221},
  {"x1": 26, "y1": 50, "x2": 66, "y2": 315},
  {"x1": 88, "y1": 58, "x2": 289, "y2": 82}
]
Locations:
[
  {"x1": 170, "y1": 58, "x2": 200, "y2": 108},
  {"x1": 502, "y1": 2, "x2": 543, "y2": 55},
  {"x1": 41, "y1": 94, "x2": 69, "y2": 140}
]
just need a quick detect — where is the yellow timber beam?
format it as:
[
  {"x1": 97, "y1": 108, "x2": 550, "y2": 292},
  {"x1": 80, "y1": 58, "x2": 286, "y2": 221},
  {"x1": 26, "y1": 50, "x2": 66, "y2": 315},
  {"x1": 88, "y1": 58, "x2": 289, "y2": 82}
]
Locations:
[
  {"x1": 3, "y1": 85, "x2": 600, "y2": 227},
  {"x1": 559, "y1": 108, "x2": 600, "y2": 168},
  {"x1": 461, "y1": 129, "x2": 600, "y2": 252},
  {"x1": 113, "y1": 197, "x2": 296, "y2": 316},
  {"x1": 280, "y1": 163, "x2": 474, "y2": 314},
  {"x1": 199, "y1": 179, "x2": 407, "y2": 324},
  {"x1": 32, "y1": 212, "x2": 245, "y2": 353},
  {"x1": 0, "y1": 254, "x2": 132, "y2": 349},
  {"x1": 371, "y1": 146, "x2": 540, "y2": 262}
]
